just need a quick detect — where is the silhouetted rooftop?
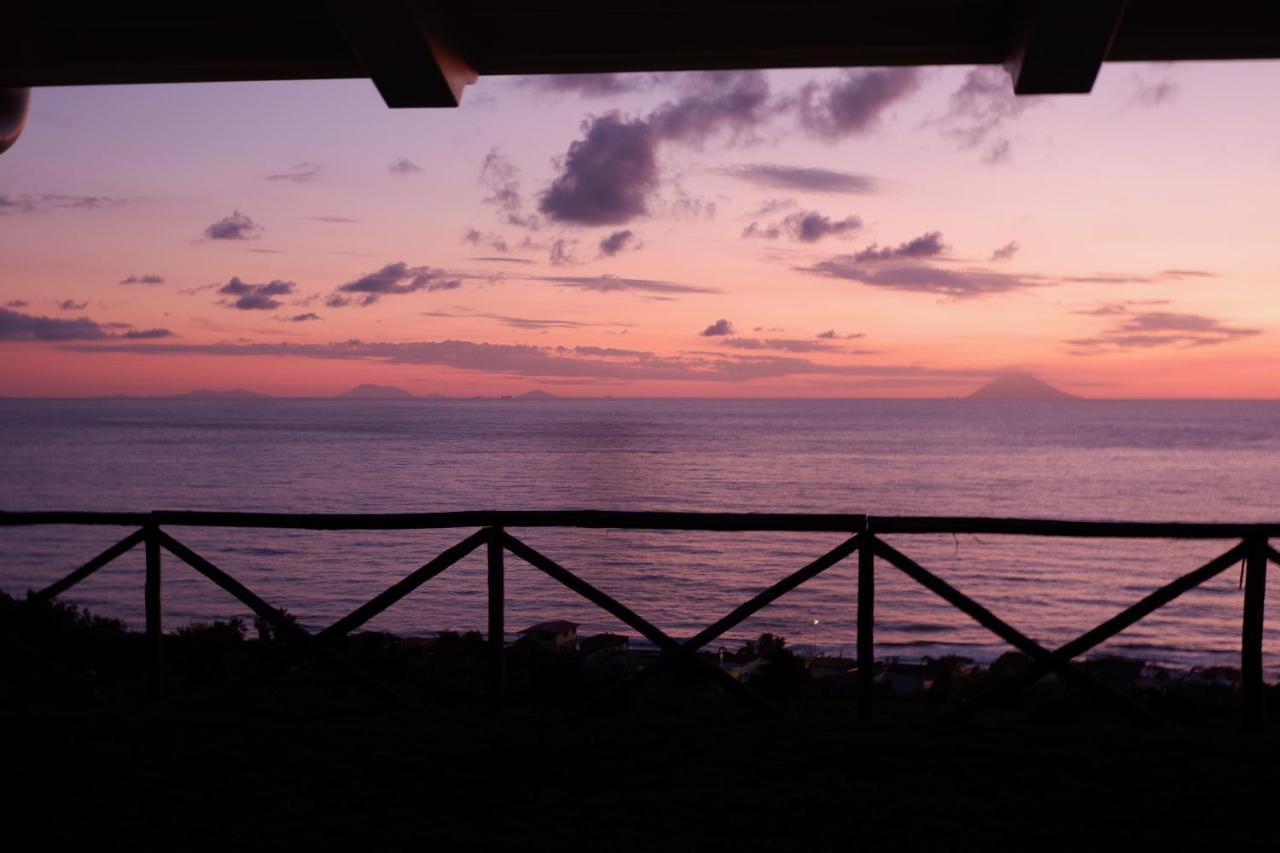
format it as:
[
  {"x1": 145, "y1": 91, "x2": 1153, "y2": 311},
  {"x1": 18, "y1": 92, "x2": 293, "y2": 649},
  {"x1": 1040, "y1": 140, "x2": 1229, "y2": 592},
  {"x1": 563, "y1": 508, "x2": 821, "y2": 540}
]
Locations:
[{"x1": 520, "y1": 620, "x2": 580, "y2": 635}]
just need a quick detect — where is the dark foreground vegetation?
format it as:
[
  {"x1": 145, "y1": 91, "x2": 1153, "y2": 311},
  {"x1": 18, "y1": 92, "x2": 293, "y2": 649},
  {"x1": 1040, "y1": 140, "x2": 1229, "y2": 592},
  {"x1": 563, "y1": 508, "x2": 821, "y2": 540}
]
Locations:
[{"x1": 5, "y1": 591, "x2": 1280, "y2": 850}]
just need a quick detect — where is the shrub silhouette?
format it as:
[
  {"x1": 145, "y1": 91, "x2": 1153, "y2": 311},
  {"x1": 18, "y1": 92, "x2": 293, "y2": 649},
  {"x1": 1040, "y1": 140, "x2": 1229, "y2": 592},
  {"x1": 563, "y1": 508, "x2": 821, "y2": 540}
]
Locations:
[
  {"x1": 254, "y1": 609, "x2": 300, "y2": 644},
  {"x1": 744, "y1": 633, "x2": 809, "y2": 700},
  {"x1": 169, "y1": 618, "x2": 248, "y2": 684},
  {"x1": 1, "y1": 590, "x2": 139, "y2": 685}
]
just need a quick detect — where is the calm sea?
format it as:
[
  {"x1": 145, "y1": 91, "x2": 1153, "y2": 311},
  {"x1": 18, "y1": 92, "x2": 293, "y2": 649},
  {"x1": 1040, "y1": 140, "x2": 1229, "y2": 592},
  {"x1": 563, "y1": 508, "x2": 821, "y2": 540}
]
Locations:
[{"x1": 2, "y1": 398, "x2": 1278, "y2": 673}]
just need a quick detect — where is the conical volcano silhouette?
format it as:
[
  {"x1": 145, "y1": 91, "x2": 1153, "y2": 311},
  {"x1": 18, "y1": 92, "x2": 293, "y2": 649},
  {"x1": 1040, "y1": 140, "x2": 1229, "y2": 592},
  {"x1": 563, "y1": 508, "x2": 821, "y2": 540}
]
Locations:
[{"x1": 965, "y1": 371, "x2": 1077, "y2": 400}]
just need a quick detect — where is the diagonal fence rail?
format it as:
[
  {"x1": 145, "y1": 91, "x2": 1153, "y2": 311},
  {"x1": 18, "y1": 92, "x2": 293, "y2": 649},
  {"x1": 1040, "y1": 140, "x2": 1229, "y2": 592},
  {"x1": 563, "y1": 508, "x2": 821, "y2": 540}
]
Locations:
[{"x1": 1, "y1": 511, "x2": 1277, "y2": 728}]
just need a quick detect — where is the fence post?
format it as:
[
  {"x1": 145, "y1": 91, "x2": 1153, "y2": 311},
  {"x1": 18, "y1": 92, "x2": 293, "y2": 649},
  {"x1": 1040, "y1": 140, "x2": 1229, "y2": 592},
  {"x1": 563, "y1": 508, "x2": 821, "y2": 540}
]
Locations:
[
  {"x1": 144, "y1": 520, "x2": 163, "y2": 699},
  {"x1": 1242, "y1": 534, "x2": 1268, "y2": 731},
  {"x1": 857, "y1": 533, "x2": 875, "y2": 722},
  {"x1": 487, "y1": 527, "x2": 505, "y2": 702}
]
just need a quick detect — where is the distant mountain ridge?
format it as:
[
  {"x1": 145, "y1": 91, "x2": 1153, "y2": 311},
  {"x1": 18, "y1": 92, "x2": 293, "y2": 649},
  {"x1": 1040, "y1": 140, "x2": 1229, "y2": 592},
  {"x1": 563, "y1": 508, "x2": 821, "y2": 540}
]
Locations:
[
  {"x1": 965, "y1": 372, "x2": 1078, "y2": 401},
  {"x1": 337, "y1": 384, "x2": 414, "y2": 399}
]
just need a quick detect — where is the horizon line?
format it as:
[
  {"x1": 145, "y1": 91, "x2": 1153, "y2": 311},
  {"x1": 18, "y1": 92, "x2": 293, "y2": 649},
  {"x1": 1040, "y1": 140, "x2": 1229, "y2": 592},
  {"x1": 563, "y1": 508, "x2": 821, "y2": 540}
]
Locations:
[{"x1": 3, "y1": 393, "x2": 1280, "y2": 402}]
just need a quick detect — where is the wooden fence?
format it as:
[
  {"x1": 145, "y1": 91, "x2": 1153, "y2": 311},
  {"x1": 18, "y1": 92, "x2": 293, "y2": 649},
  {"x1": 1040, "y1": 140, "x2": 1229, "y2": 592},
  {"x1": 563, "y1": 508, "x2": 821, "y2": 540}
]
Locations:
[{"x1": 2, "y1": 510, "x2": 1277, "y2": 727}]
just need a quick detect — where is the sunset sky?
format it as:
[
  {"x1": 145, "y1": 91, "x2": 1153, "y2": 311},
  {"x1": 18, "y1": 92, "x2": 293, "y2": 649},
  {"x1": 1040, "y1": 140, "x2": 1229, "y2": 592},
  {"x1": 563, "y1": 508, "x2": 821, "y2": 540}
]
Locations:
[{"x1": 1, "y1": 60, "x2": 1277, "y2": 398}]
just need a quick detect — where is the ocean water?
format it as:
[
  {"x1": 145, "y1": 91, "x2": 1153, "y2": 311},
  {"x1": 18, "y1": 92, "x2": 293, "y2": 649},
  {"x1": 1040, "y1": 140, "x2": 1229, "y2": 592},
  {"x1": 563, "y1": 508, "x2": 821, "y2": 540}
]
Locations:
[{"x1": 1, "y1": 397, "x2": 1278, "y2": 673}]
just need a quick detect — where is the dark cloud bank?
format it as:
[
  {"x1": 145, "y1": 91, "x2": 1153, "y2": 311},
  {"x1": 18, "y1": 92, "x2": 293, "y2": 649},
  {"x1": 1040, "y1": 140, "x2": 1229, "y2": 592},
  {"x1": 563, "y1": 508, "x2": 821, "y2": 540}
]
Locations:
[
  {"x1": 541, "y1": 274, "x2": 718, "y2": 296},
  {"x1": 218, "y1": 277, "x2": 297, "y2": 310},
  {"x1": 598, "y1": 229, "x2": 636, "y2": 256},
  {"x1": 937, "y1": 67, "x2": 1041, "y2": 164},
  {"x1": 719, "y1": 337, "x2": 862, "y2": 354},
  {"x1": 480, "y1": 149, "x2": 540, "y2": 230},
  {"x1": 850, "y1": 231, "x2": 946, "y2": 262},
  {"x1": 799, "y1": 230, "x2": 1046, "y2": 298},
  {"x1": 62, "y1": 337, "x2": 986, "y2": 385},
  {"x1": 204, "y1": 211, "x2": 264, "y2": 241},
  {"x1": 538, "y1": 68, "x2": 917, "y2": 227},
  {"x1": 266, "y1": 161, "x2": 321, "y2": 183},
  {"x1": 0, "y1": 307, "x2": 173, "y2": 341},
  {"x1": 423, "y1": 309, "x2": 606, "y2": 332},
  {"x1": 539, "y1": 113, "x2": 660, "y2": 226},
  {"x1": 743, "y1": 211, "x2": 862, "y2": 242},
  {"x1": 700, "y1": 319, "x2": 735, "y2": 337},
  {"x1": 715, "y1": 164, "x2": 880, "y2": 194},
  {"x1": 520, "y1": 73, "x2": 668, "y2": 98},
  {"x1": 389, "y1": 158, "x2": 421, "y2": 176},
  {"x1": 328, "y1": 262, "x2": 460, "y2": 307},
  {"x1": 1068, "y1": 309, "x2": 1260, "y2": 354},
  {"x1": 0, "y1": 193, "x2": 132, "y2": 215},
  {"x1": 793, "y1": 68, "x2": 921, "y2": 141},
  {"x1": 990, "y1": 241, "x2": 1019, "y2": 261},
  {"x1": 806, "y1": 260, "x2": 1039, "y2": 298}
]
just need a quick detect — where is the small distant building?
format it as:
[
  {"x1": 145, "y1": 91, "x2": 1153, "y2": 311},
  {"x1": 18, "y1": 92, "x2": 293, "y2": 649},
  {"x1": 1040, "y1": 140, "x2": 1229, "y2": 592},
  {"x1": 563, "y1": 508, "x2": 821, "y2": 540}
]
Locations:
[
  {"x1": 875, "y1": 660, "x2": 930, "y2": 696},
  {"x1": 579, "y1": 632, "x2": 628, "y2": 656},
  {"x1": 807, "y1": 656, "x2": 856, "y2": 681},
  {"x1": 518, "y1": 620, "x2": 579, "y2": 654},
  {"x1": 1180, "y1": 665, "x2": 1240, "y2": 690},
  {"x1": 1135, "y1": 662, "x2": 1176, "y2": 692},
  {"x1": 720, "y1": 657, "x2": 765, "y2": 681}
]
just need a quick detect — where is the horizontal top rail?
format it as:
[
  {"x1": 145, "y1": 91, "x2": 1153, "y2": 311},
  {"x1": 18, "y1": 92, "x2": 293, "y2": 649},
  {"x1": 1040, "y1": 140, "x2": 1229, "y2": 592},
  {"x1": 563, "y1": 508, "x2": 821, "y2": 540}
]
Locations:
[
  {"x1": 866, "y1": 516, "x2": 1280, "y2": 539},
  {"x1": 1, "y1": 512, "x2": 154, "y2": 527},
  {"x1": 0, "y1": 510, "x2": 868, "y2": 533},
  {"x1": 0, "y1": 510, "x2": 1278, "y2": 537}
]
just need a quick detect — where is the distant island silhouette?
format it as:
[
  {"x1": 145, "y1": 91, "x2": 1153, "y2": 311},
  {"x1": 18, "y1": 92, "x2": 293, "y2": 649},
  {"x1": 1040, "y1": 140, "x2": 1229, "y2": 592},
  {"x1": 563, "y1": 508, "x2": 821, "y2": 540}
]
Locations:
[
  {"x1": 8, "y1": 383, "x2": 1112, "y2": 401},
  {"x1": 337, "y1": 384, "x2": 415, "y2": 400},
  {"x1": 965, "y1": 371, "x2": 1078, "y2": 401},
  {"x1": 175, "y1": 389, "x2": 271, "y2": 400}
]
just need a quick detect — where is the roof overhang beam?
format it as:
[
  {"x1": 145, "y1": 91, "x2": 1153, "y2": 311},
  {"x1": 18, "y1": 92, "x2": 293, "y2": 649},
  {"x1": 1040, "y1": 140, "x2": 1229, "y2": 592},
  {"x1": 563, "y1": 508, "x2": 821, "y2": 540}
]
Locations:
[
  {"x1": 326, "y1": 1, "x2": 476, "y2": 107},
  {"x1": 1005, "y1": 0, "x2": 1130, "y2": 94}
]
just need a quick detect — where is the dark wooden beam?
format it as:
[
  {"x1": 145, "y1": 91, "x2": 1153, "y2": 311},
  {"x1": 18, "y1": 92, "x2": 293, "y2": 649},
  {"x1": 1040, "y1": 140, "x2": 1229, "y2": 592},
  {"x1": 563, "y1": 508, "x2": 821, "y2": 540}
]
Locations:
[
  {"x1": 953, "y1": 542, "x2": 1248, "y2": 720},
  {"x1": 585, "y1": 535, "x2": 861, "y2": 708},
  {"x1": 487, "y1": 527, "x2": 506, "y2": 702},
  {"x1": 1241, "y1": 536, "x2": 1268, "y2": 731},
  {"x1": 327, "y1": 1, "x2": 475, "y2": 107},
  {"x1": 8, "y1": 510, "x2": 1280, "y2": 539},
  {"x1": 873, "y1": 536, "x2": 1161, "y2": 726},
  {"x1": 5, "y1": 2, "x2": 1280, "y2": 96},
  {"x1": 157, "y1": 530, "x2": 412, "y2": 707},
  {"x1": 866, "y1": 515, "x2": 1272, "y2": 540},
  {"x1": 31, "y1": 528, "x2": 146, "y2": 603},
  {"x1": 1005, "y1": 0, "x2": 1129, "y2": 94},
  {"x1": 212, "y1": 529, "x2": 487, "y2": 703},
  {"x1": 144, "y1": 523, "x2": 163, "y2": 698},
  {"x1": 501, "y1": 531, "x2": 781, "y2": 714},
  {"x1": 857, "y1": 534, "x2": 875, "y2": 722},
  {"x1": 320, "y1": 529, "x2": 489, "y2": 638}
]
